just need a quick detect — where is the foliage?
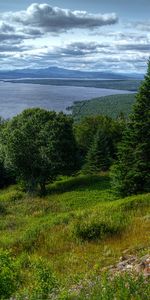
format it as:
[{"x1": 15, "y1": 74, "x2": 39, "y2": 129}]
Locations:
[
  {"x1": 0, "y1": 175, "x2": 149, "y2": 298},
  {"x1": 74, "y1": 115, "x2": 125, "y2": 169},
  {"x1": 0, "y1": 250, "x2": 20, "y2": 299},
  {"x1": 77, "y1": 273, "x2": 150, "y2": 300},
  {"x1": 83, "y1": 127, "x2": 112, "y2": 174},
  {"x1": 111, "y1": 61, "x2": 150, "y2": 196},
  {"x1": 72, "y1": 210, "x2": 130, "y2": 241},
  {"x1": 1, "y1": 108, "x2": 77, "y2": 194},
  {"x1": 71, "y1": 94, "x2": 136, "y2": 122},
  {"x1": 0, "y1": 118, "x2": 15, "y2": 188},
  {"x1": 0, "y1": 202, "x2": 7, "y2": 215},
  {"x1": 30, "y1": 258, "x2": 58, "y2": 299}
]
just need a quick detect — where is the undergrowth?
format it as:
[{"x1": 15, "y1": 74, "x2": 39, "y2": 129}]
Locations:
[{"x1": 0, "y1": 174, "x2": 149, "y2": 299}]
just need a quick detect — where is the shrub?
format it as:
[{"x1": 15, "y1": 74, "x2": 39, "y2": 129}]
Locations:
[
  {"x1": 0, "y1": 202, "x2": 7, "y2": 215},
  {"x1": 0, "y1": 190, "x2": 24, "y2": 203},
  {"x1": 30, "y1": 258, "x2": 58, "y2": 299},
  {"x1": 0, "y1": 250, "x2": 20, "y2": 299},
  {"x1": 72, "y1": 210, "x2": 130, "y2": 241},
  {"x1": 17, "y1": 225, "x2": 45, "y2": 252},
  {"x1": 9, "y1": 191, "x2": 24, "y2": 202}
]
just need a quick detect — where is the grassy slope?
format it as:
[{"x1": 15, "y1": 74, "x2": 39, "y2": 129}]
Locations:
[
  {"x1": 71, "y1": 94, "x2": 136, "y2": 121},
  {"x1": 0, "y1": 174, "x2": 149, "y2": 297}
]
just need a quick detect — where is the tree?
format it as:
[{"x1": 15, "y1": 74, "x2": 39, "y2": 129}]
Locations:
[
  {"x1": 2, "y1": 108, "x2": 77, "y2": 194},
  {"x1": 111, "y1": 60, "x2": 150, "y2": 196},
  {"x1": 83, "y1": 127, "x2": 112, "y2": 174},
  {"x1": 0, "y1": 118, "x2": 15, "y2": 188},
  {"x1": 74, "y1": 115, "x2": 125, "y2": 168}
]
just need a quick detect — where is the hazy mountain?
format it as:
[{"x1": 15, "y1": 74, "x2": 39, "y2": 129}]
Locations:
[{"x1": 0, "y1": 67, "x2": 144, "y2": 80}]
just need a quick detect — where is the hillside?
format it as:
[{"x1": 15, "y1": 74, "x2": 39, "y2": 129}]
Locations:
[
  {"x1": 69, "y1": 93, "x2": 136, "y2": 121},
  {"x1": 5, "y1": 79, "x2": 142, "y2": 91},
  {"x1": 0, "y1": 174, "x2": 149, "y2": 299},
  {"x1": 0, "y1": 67, "x2": 143, "y2": 80}
]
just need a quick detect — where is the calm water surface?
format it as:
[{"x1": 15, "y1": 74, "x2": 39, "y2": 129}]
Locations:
[{"x1": 0, "y1": 82, "x2": 131, "y2": 119}]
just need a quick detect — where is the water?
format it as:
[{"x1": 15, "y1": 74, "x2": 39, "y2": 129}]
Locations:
[{"x1": 0, "y1": 82, "x2": 131, "y2": 119}]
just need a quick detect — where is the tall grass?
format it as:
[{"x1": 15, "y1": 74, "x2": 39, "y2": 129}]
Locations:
[{"x1": 0, "y1": 174, "x2": 149, "y2": 299}]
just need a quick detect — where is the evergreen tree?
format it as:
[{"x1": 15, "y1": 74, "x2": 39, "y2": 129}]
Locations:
[
  {"x1": 83, "y1": 127, "x2": 112, "y2": 174},
  {"x1": 111, "y1": 60, "x2": 150, "y2": 196}
]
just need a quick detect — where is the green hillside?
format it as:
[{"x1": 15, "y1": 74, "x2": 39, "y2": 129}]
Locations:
[
  {"x1": 70, "y1": 93, "x2": 136, "y2": 121},
  {"x1": 0, "y1": 174, "x2": 149, "y2": 299}
]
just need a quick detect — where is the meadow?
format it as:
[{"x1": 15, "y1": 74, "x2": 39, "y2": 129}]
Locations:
[{"x1": 0, "y1": 174, "x2": 149, "y2": 299}]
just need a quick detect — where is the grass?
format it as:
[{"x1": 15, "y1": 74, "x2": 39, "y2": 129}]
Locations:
[
  {"x1": 0, "y1": 174, "x2": 149, "y2": 299},
  {"x1": 73, "y1": 273, "x2": 150, "y2": 300},
  {"x1": 70, "y1": 94, "x2": 136, "y2": 121}
]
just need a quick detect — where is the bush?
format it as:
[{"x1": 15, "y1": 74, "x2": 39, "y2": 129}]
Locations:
[
  {"x1": 16, "y1": 225, "x2": 45, "y2": 252},
  {"x1": 0, "y1": 190, "x2": 24, "y2": 203},
  {"x1": 30, "y1": 258, "x2": 58, "y2": 299},
  {"x1": 72, "y1": 210, "x2": 130, "y2": 241},
  {"x1": 0, "y1": 250, "x2": 20, "y2": 299},
  {"x1": 0, "y1": 202, "x2": 7, "y2": 215}
]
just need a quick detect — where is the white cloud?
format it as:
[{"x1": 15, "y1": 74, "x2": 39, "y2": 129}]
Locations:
[
  {"x1": 0, "y1": 3, "x2": 149, "y2": 73},
  {"x1": 2, "y1": 3, "x2": 118, "y2": 33}
]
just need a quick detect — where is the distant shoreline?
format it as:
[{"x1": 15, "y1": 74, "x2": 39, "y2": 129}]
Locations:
[{"x1": 0, "y1": 78, "x2": 141, "y2": 92}]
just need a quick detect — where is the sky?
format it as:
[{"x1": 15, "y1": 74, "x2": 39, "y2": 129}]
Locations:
[{"x1": 0, "y1": 0, "x2": 150, "y2": 73}]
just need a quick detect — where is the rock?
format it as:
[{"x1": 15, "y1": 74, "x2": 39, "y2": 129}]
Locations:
[
  {"x1": 137, "y1": 256, "x2": 150, "y2": 277},
  {"x1": 120, "y1": 254, "x2": 137, "y2": 263},
  {"x1": 107, "y1": 253, "x2": 150, "y2": 277}
]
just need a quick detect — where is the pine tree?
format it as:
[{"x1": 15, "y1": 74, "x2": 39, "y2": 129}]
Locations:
[
  {"x1": 111, "y1": 60, "x2": 150, "y2": 196},
  {"x1": 83, "y1": 127, "x2": 112, "y2": 174}
]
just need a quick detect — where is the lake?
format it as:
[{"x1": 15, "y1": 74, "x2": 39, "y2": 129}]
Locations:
[{"x1": 0, "y1": 81, "x2": 132, "y2": 119}]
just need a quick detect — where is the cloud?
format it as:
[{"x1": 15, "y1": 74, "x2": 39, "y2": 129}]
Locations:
[
  {"x1": 1, "y1": 38, "x2": 149, "y2": 73},
  {"x1": 0, "y1": 45, "x2": 29, "y2": 52},
  {"x1": 0, "y1": 33, "x2": 28, "y2": 43},
  {"x1": 2, "y1": 3, "x2": 118, "y2": 33},
  {"x1": 117, "y1": 43, "x2": 150, "y2": 51},
  {"x1": 57, "y1": 42, "x2": 109, "y2": 56},
  {"x1": 132, "y1": 21, "x2": 150, "y2": 32},
  {"x1": 0, "y1": 4, "x2": 149, "y2": 74},
  {"x1": 0, "y1": 22, "x2": 15, "y2": 33}
]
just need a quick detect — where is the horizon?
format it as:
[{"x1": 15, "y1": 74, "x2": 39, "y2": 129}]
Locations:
[{"x1": 0, "y1": 1, "x2": 150, "y2": 74}]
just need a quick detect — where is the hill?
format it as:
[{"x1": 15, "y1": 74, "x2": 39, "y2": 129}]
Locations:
[
  {"x1": 5, "y1": 78, "x2": 142, "y2": 91},
  {"x1": 0, "y1": 174, "x2": 149, "y2": 299},
  {"x1": 0, "y1": 67, "x2": 144, "y2": 80},
  {"x1": 69, "y1": 93, "x2": 136, "y2": 121}
]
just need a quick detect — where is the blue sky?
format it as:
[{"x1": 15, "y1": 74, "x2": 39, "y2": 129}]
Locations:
[{"x1": 0, "y1": 1, "x2": 150, "y2": 73}]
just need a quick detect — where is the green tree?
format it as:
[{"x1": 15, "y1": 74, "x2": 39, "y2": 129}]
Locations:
[
  {"x1": 83, "y1": 127, "x2": 112, "y2": 174},
  {"x1": 2, "y1": 108, "x2": 77, "y2": 194},
  {"x1": 74, "y1": 115, "x2": 124, "y2": 167},
  {"x1": 111, "y1": 60, "x2": 150, "y2": 196},
  {"x1": 0, "y1": 118, "x2": 15, "y2": 188}
]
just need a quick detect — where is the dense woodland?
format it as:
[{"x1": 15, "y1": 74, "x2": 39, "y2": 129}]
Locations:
[
  {"x1": 0, "y1": 62, "x2": 149, "y2": 299},
  {"x1": 0, "y1": 108, "x2": 129, "y2": 194}
]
